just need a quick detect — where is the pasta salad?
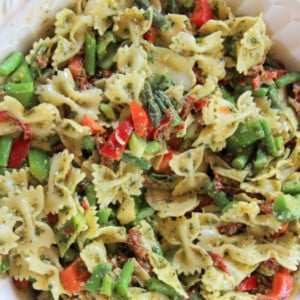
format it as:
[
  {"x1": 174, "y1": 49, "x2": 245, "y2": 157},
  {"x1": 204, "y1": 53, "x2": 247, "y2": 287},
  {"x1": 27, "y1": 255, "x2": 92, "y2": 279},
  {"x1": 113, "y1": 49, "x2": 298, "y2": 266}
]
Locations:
[{"x1": 0, "y1": 0, "x2": 300, "y2": 299}]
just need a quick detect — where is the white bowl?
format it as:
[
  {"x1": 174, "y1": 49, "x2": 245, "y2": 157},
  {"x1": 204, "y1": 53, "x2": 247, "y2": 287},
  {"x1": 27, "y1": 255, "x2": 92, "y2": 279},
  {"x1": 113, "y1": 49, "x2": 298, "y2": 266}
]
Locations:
[{"x1": 0, "y1": 0, "x2": 299, "y2": 299}]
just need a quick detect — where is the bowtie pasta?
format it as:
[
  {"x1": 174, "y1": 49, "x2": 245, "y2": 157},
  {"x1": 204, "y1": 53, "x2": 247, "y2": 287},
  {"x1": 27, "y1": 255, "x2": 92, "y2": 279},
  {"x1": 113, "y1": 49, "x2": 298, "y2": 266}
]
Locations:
[{"x1": 0, "y1": 0, "x2": 300, "y2": 299}]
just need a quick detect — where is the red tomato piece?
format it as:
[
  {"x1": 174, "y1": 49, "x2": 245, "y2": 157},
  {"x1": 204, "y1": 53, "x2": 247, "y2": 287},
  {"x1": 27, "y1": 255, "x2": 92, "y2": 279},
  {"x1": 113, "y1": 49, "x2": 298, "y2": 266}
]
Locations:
[
  {"x1": 190, "y1": 0, "x2": 214, "y2": 28},
  {"x1": 100, "y1": 119, "x2": 133, "y2": 160},
  {"x1": 60, "y1": 257, "x2": 91, "y2": 293},
  {"x1": 237, "y1": 275, "x2": 258, "y2": 292},
  {"x1": 7, "y1": 138, "x2": 31, "y2": 168},
  {"x1": 129, "y1": 102, "x2": 151, "y2": 137}
]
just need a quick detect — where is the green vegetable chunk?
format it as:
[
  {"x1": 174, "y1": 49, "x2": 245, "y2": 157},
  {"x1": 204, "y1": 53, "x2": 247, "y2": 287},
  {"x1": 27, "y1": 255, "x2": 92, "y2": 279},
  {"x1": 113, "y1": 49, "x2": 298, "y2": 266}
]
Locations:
[
  {"x1": 146, "y1": 277, "x2": 181, "y2": 298},
  {"x1": 0, "y1": 135, "x2": 13, "y2": 167},
  {"x1": 28, "y1": 147, "x2": 50, "y2": 182},
  {"x1": 9, "y1": 61, "x2": 33, "y2": 83},
  {"x1": 84, "y1": 262, "x2": 112, "y2": 292},
  {"x1": 82, "y1": 135, "x2": 95, "y2": 152},
  {"x1": 273, "y1": 194, "x2": 300, "y2": 222},
  {"x1": 84, "y1": 31, "x2": 97, "y2": 76},
  {"x1": 0, "y1": 52, "x2": 24, "y2": 76},
  {"x1": 276, "y1": 71, "x2": 300, "y2": 89},
  {"x1": 97, "y1": 208, "x2": 112, "y2": 226},
  {"x1": 100, "y1": 274, "x2": 115, "y2": 297},
  {"x1": 121, "y1": 152, "x2": 152, "y2": 170},
  {"x1": 282, "y1": 180, "x2": 300, "y2": 195},
  {"x1": 226, "y1": 120, "x2": 265, "y2": 152},
  {"x1": 253, "y1": 146, "x2": 268, "y2": 174},
  {"x1": 0, "y1": 256, "x2": 10, "y2": 274},
  {"x1": 205, "y1": 181, "x2": 230, "y2": 208},
  {"x1": 116, "y1": 260, "x2": 134, "y2": 298},
  {"x1": 232, "y1": 144, "x2": 254, "y2": 170},
  {"x1": 85, "y1": 183, "x2": 97, "y2": 206},
  {"x1": 96, "y1": 31, "x2": 116, "y2": 63},
  {"x1": 259, "y1": 119, "x2": 283, "y2": 157},
  {"x1": 0, "y1": 82, "x2": 34, "y2": 108}
]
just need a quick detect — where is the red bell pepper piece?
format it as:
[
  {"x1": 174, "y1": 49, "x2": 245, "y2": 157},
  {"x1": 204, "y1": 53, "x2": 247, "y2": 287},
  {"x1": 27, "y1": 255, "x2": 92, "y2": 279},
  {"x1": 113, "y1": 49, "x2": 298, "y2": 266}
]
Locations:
[
  {"x1": 100, "y1": 119, "x2": 133, "y2": 160},
  {"x1": 237, "y1": 274, "x2": 258, "y2": 292},
  {"x1": 265, "y1": 271, "x2": 293, "y2": 299},
  {"x1": 217, "y1": 222, "x2": 244, "y2": 236},
  {"x1": 157, "y1": 149, "x2": 178, "y2": 175},
  {"x1": 129, "y1": 102, "x2": 151, "y2": 137},
  {"x1": 7, "y1": 138, "x2": 31, "y2": 168},
  {"x1": 190, "y1": 0, "x2": 214, "y2": 28},
  {"x1": 208, "y1": 251, "x2": 230, "y2": 275},
  {"x1": 143, "y1": 26, "x2": 158, "y2": 43},
  {"x1": 82, "y1": 113, "x2": 105, "y2": 136},
  {"x1": 60, "y1": 257, "x2": 91, "y2": 293},
  {"x1": 270, "y1": 222, "x2": 289, "y2": 239},
  {"x1": 68, "y1": 55, "x2": 88, "y2": 90},
  {"x1": 12, "y1": 278, "x2": 30, "y2": 293},
  {"x1": 68, "y1": 55, "x2": 85, "y2": 81}
]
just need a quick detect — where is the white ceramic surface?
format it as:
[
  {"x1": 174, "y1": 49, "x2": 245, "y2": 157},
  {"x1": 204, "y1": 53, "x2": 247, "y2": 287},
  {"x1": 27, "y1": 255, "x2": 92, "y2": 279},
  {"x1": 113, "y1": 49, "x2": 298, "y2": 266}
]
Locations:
[{"x1": 0, "y1": 0, "x2": 299, "y2": 299}]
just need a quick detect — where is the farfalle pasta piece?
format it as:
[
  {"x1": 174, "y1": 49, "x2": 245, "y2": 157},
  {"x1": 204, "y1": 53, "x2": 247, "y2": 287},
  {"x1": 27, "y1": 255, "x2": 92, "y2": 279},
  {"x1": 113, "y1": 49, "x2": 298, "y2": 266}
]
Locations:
[
  {"x1": 0, "y1": 168, "x2": 29, "y2": 198},
  {"x1": 52, "y1": 9, "x2": 93, "y2": 67},
  {"x1": 80, "y1": 239, "x2": 108, "y2": 272},
  {"x1": 84, "y1": 0, "x2": 119, "y2": 35},
  {"x1": 46, "y1": 150, "x2": 85, "y2": 226},
  {"x1": 170, "y1": 31, "x2": 224, "y2": 56},
  {"x1": 135, "y1": 221, "x2": 187, "y2": 297},
  {"x1": 220, "y1": 201, "x2": 282, "y2": 232},
  {"x1": 237, "y1": 15, "x2": 272, "y2": 74},
  {"x1": 0, "y1": 206, "x2": 20, "y2": 254},
  {"x1": 116, "y1": 44, "x2": 151, "y2": 75},
  {"x1": 92, "y1": 162, "x2": 143, "y2": 208},
  {"x1": 37, "y1": 69, "x2": 103, "y2": 121},
  {"x1": 169, "y1": 146, "x2": 209, "y2": 196},
  {"x1": 0, "y1": 97, "x2": 60, "y2": 139},
  {"x1": 104, "y1": 70, "x2": 147, "y2": 104},
  {"x1": 149, "y1": 46, "x2": 196, "y2": 91},
  {"x1": 113, "y1": 7, "x2": 152, "y2": 44},
  {"x1": 145, "y1": 188, "x2": 198, "y2": 218},
  {"x1": 193, "y1": 91, "x2": 261, "y2": 151},
  {"x1": 56, "y1": 118, "x2": 90, "y2": 159}
]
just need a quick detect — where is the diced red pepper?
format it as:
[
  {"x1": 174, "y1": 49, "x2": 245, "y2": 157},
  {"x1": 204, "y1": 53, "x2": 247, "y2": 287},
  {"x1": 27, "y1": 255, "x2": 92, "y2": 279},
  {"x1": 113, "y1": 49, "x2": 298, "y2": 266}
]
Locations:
[
  {"x1": 190, "y1": 0, "x2": 214, "y2": 28},
  {"x1": 129, "y1": 102, "x2": 151, "y2": 137},
  {"x1": 150, "y1": 109, "x2": 175, "y2": 141},
  {"x1": 100, "y1": 119, "x2": 133, "y2": 160},
  {"x1": 237, "y1": 274, "x2": 258, "y2": 292},
  {"x1": 193, "y1": 67, "x2": 205, "y2": 85},
  {"x1": 127, "y1": 228, "x2": 147, "y2": 259},
  {"x1": 68, "y1": 55, "x2": 88, "y2": 90},
  {"x1": 143, "y1": 26, "x2": 158, "y2": 43},
  {"x1": 7, "y1": 138, "x2": 31, "y2": 168},
  {"x1": 47, "y1": 213, "x2": 58, "y2": 226},
  {"x1": 270, "y1": 222, "x2": 289, "y2": 239},
  {"x1": 157, "y1": 149, "x2": 178, "y2": 175},
  {"x1": 265, "y1": 271, "x2": 293, "y2": 299},
  {"x1": 217, "y1": 222, "x2": 244, "y2": 236},
  {"x1": 60, "y1": 257, "x2": 91, "y2": 293},
  {"x1": 0, "y1": 111, "x2": 34, "y2": 140},
  {"x1": 12, "y1": 278, "x2": 30, "y2": 293},
  {"x1": 68, "y1": 55, "x2": 85, "y2": 81},
  {"x1": 81, "y1": 198, "x2": 90, "y2": 211},
  {"x1": 260, "y1": 199, "x2": 275, "y2": 215},
  {"x1": 82, "y1": 113, "x2": 105, "y2": 136},
  {"x1": 194, "y1": 97, "x2": 210, "y2": 111},
  {"x1": 208, "y1": 251, "x2": 230, "y2": 275}
]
